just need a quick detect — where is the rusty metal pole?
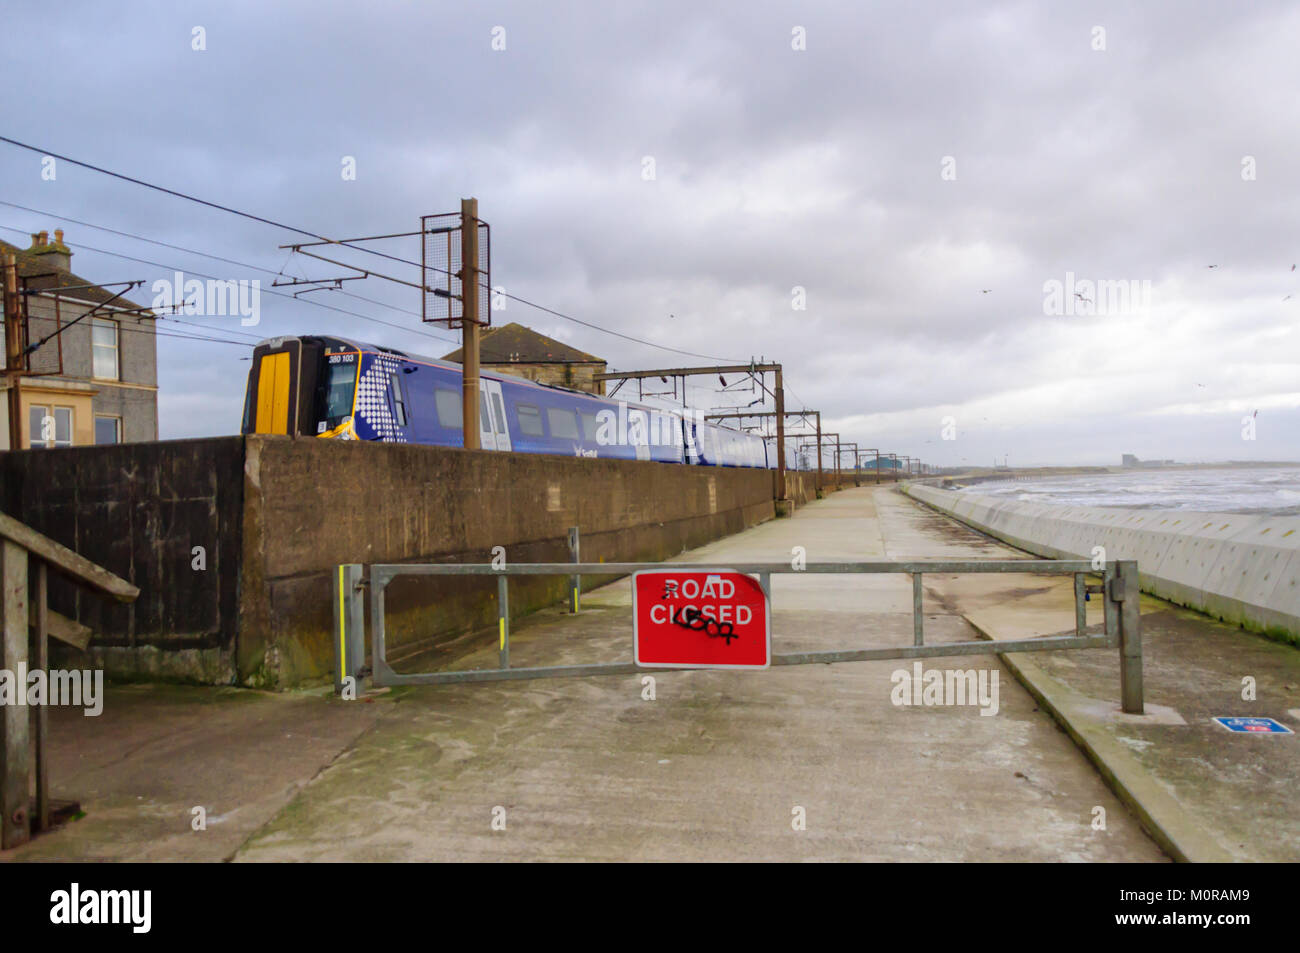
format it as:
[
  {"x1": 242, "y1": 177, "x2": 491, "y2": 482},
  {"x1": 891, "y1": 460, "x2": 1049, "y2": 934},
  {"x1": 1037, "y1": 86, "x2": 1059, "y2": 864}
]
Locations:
[
  {"x1": 4, "y1": 254, "x2": 21, "y2": 450},
  {"x1": 814, "y1": 412, "x2": 822, "y2": 497},
  {"x1": 774, "y1": 366, "x2": 787, "y2": 510},
  {"x1": 460, "y1": 198, "x2": 481, "y2": 450}
]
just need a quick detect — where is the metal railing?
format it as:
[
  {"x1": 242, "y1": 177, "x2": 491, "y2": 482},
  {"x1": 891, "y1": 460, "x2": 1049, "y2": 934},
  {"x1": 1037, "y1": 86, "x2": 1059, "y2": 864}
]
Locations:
[{"x1": 337, "y1": 557, "x2": 1144, "y2": 713}]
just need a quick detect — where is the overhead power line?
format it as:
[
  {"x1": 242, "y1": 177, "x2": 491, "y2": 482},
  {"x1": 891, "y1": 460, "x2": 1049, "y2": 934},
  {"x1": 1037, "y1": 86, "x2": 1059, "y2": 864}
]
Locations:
[
  {"x1": 0, "y1": 199, "x2": 456, "y2": 343},
  {"x1": 0, "y1": 221, "x2": 458, "y2": 349},
  {"x1": 0, "y1": 137, "x2": 746, "y2": 363}
]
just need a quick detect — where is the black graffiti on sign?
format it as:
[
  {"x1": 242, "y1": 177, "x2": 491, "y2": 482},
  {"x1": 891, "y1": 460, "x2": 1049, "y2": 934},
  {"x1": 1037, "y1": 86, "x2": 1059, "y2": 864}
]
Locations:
[{"x1": 670, "y1": 606, "x2": 738, "y2": 645}]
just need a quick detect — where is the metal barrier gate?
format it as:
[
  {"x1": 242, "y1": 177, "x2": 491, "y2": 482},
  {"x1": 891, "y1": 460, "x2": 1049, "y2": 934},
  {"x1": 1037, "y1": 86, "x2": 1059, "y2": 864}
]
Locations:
[{"x1": 336, "y1": 557, "x2": 1144, "y2": 713}]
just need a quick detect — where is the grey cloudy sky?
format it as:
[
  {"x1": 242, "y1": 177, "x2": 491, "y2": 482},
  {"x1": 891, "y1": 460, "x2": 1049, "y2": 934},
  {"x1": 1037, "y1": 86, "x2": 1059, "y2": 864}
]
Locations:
[{"x1": 4, "y1": 0, "x2": 1298, "y2": 466}]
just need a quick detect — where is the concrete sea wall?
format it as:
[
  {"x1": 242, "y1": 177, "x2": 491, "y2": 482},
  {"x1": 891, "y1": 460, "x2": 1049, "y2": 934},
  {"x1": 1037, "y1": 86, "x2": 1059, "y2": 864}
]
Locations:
[
  {"x1": 1, "y1": 436, "x2": 840, "y2": 687},
  {"x1": 906, "y1": 483, "x2": 1300, "y2": 644},
  {"x1": 240, "y1": 437, "x2": 784, "y2": 686}
]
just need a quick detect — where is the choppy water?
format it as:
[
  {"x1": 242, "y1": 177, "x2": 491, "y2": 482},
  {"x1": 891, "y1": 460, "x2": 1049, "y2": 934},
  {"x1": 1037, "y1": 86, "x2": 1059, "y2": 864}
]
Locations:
[{"x1": 961, "y1": 467, "x2": 1300, "y2": 515}]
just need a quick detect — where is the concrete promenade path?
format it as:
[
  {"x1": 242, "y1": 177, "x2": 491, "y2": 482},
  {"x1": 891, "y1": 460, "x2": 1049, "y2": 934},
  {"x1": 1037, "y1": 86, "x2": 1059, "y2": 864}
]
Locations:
[
  {"x1": 894, "y1": 488, "x2": 1300, "y2": 862},
  {"x1": 4, "y1": 485, "x2": 1179, "y2": 862},
  {"x1": 232, "y1": 485, "x2": 1164, "y2": 861}
]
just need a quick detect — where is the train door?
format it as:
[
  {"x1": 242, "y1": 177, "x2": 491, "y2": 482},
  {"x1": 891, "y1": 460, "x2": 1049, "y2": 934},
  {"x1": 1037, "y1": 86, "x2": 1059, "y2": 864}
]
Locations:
[
  {"x1": 255, "y1": 351, "x2": 292, "y2": 434},
  {"x1": 483, "y1": 380, "x2": 511, "y2": 451},
  {"x1": 244, "y1": 338, "x2": 307, "y2": 435},
  {"x1": 475, "y1": 381, "x2": 498, "y2": 450}
]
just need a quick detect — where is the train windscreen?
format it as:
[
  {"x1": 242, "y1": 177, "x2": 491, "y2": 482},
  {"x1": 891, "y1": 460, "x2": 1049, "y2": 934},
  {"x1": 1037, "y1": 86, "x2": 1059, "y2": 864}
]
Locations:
[{"x1": 318, "y1": 355, "x2": 359, "y2": 427}]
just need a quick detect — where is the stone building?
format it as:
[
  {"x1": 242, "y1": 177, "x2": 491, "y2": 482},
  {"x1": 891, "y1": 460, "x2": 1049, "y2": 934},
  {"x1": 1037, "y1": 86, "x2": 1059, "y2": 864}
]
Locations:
[
  {"x1": 442, "y1": 322, "x2": 607, "y2": 395},
  {"x1": 0, "y1": 230, "x2": 158, "y2": 449}
]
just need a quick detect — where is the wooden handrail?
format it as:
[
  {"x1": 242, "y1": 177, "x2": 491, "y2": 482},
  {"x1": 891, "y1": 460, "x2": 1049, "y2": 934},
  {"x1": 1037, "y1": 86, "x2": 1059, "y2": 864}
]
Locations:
[{"x1": 0, "y1": 510, "x2": 138, "y2": 602}]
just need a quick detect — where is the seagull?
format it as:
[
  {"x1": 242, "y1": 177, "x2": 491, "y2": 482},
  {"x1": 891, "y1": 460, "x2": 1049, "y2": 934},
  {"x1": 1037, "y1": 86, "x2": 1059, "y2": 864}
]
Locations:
[
  {"x1": 979, "y1": 289, "x2": 992, "y2": 294},
  {"x1": 1207, "y1": 264, "x2": 1218, "y2": 269},
  {"x1": 1291, "y1": 264, "x2": 1296, "y2": 272},
  {"x1": 1196, "y1": 383, "x2": 1206, "y2": 388},
  {"x1": 1074, "y1": 292, "x2": 1092, "y2": 304},
  {"x1": 1284, "y1": 295, "x2": 1293, "y2": 301}
]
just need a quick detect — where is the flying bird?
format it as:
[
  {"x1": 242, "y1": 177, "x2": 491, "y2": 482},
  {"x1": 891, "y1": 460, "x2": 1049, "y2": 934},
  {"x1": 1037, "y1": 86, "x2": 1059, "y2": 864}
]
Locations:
[
  {"x1": 979, "y1": 289, "x2": 992, "y2": 294},
  {"x1": 1284, "y1": 295, "x2": 1293, "y2": 301},
  {"x1": 1207, "y1": 264, "x2": 1218, "y2": 269}
]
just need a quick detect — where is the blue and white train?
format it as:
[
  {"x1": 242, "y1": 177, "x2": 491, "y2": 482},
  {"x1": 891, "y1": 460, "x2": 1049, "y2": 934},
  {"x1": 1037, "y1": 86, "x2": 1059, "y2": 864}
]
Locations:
[{"x1": 240, "y1": 334, "x2": 795, "y2": 469}]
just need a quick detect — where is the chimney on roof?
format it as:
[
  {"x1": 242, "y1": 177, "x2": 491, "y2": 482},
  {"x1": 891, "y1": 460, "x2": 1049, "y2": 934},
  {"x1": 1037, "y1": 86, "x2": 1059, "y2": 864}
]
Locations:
[{"x1": 27, "y1": 227, "x2": 71, "y2": 272}]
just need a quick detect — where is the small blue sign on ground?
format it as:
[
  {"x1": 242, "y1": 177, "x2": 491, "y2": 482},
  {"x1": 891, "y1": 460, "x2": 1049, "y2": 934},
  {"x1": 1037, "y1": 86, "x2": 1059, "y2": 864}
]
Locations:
[{"x1": 1212, "y1": 716, "x2": 1293, "y2": 734}]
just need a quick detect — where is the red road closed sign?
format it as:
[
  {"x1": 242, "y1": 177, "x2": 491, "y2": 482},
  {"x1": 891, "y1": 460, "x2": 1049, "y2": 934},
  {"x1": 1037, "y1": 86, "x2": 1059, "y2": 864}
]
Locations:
[{"x1": 633, "y1": 569, "x2": 771, "y2": 668}]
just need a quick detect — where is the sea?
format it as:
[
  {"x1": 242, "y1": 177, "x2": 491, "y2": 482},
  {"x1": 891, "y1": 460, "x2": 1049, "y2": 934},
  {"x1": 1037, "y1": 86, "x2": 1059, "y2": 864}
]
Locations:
[{"x1": 959, "y1": 466, "x2": 1300, "y2": 516}]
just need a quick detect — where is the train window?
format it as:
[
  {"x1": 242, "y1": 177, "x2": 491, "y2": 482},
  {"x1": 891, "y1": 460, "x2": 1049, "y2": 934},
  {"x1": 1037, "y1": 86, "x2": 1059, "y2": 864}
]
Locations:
[
  {"x1": 547, "y1": 407, "x2": 579, "y2": 440},
  {"x1": 491, "y1": 393, "x2": 507, "y2": 432},
  {"x1": 434, "y1": 389, "x2": 462, "y2": 429},
  {"x1": 322, "y1": 360, "x2": 358, "y2": 420},
  {"x1": 480, "y1": 399, "x2": 492, "y2": 431},
  {"x1": 580, "y1": 413, "x2": 599, "y2": 441},
  {"x1": 389, "y1": 373, "x2": 408, "y2": 427},
  {"x1": 517, "y1": 404, "x2": 544, "y2": 436}
]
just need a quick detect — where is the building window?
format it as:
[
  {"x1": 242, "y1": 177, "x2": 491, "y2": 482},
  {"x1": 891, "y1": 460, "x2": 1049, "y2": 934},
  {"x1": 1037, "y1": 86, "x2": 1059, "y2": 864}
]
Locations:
[
  {"x1": 94, "y1": 415, "x2": 121, "y2": 445},
  {"x1": 92, "y1": 318, "x2": 119, "y2": 380},
  {"x1": 29, "y1": 405, "x2": 73, "y2": 448}
]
